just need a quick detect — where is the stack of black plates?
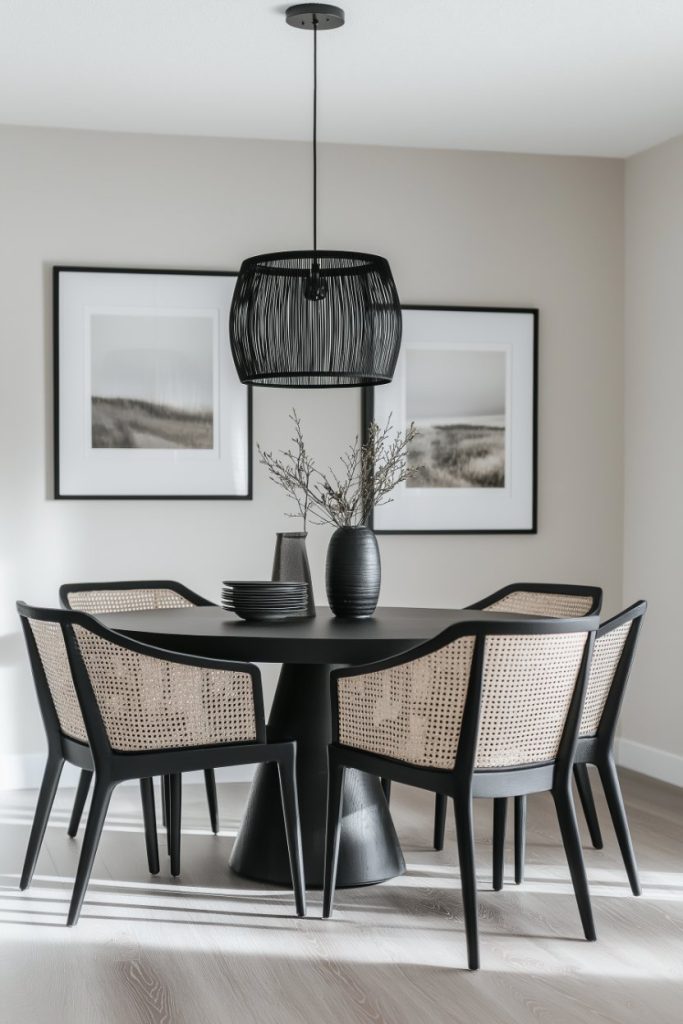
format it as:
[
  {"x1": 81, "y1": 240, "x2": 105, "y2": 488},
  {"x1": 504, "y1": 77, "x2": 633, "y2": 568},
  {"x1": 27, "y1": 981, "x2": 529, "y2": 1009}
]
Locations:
[{"x1": 222, "y1": 581, "x2": 309, "y2": 622}]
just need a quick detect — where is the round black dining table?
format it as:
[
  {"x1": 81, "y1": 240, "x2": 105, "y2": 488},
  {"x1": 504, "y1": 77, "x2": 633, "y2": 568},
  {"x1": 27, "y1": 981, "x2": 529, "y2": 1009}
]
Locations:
[{"x1": 96, "y1": 604, "x2": 528, "y2": 889}]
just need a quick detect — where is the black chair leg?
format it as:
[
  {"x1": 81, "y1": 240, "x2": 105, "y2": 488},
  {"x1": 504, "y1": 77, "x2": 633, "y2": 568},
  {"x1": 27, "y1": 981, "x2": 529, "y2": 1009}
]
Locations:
[
  {"x1": 139, "y1": 778, "x2": 160, "y2": 875},
  {"x1": 574, "y1": 763, "x2": 603, "y2": 849},
  {"x1": 552, "y1": 783, "x2": 596, "y2": 941},
  {"x1": 169, "y1": 773, "x2": 182, "y2": 877},
  {"x1": 597, "y1": 755, "x2": 641, "y2": 896},
  {"x1": 514, "y1": 795, "x2": 527, "y2": 884},
  {"x1": 20, "y1": 755, "x2": 64, "y2": 891},
  {"x1": 322, "y1": 759, "x2": 345, "y2": 919},
  {"x1": 277, "y1": 750, "x2": 307, "y2": 917},
  {"x1": 454, "y1": 795, "x2": 479, "y2": 971},
  {"x1": 204, "y1": 768, "x2": 219, "y2": 834},
  {"x1": 67, "y1": 769, "x2": 93, "y2": 838},
  {"x1": 160, "y1": 776, "x2": 167, "y2": 828},
  {"x1": 163, "y1": 774, "x2": 172, "y2": 854},
  {"x1": 492, "y1": 798, "x2": 506, "y2": 891},
  {"x1": 433, "y1": 793, "x2": 448, "y2": 851},
  {"x1": 381, "y1": 777, "x2": 391, "y2": 803},
  {"x1": 67, "y1": 778, "x2": 114, "y2": 926}
]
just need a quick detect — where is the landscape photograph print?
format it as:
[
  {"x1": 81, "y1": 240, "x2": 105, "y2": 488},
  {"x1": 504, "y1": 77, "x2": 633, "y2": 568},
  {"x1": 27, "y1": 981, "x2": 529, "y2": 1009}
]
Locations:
[
  {"x1": 90, "y1": 312, "x2": 215, "y2": 450},
  {"x1": 55, "y1": 267, "x2": 251, "y2": 499},
  {"x1": 366, "y1": 304, "x2": 537, "y2": 533},
  {"x1": 405, "y1": 347, "x2": 506, "y2": 489}
]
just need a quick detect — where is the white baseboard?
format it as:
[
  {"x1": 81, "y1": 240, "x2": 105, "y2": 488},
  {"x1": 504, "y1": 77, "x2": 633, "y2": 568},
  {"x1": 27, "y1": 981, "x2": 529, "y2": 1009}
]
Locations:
[
  {"x1": 0, "y1": 753, "x2": 255, "y2": 791},
  {"x1": 615, "y1": 738, "x2": 683, "y2": 788}
]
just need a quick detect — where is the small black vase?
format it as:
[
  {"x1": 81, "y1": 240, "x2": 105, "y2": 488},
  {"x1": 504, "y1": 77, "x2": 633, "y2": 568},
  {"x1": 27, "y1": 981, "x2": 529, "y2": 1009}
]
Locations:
[
  {"x1": 325, "y1": 526, "x2": 381, "y2": 619},
  {"x1": 272, "y1": 531, "x2": 316, "y2": 618}
]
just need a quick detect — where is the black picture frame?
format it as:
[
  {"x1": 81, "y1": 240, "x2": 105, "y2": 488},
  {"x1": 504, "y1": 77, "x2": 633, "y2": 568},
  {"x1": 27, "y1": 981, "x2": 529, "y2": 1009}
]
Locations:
[
  {"x1": 53, "y1": 265, "x2": 253, "y2": 500},
  {"x1": 363, "y1": 304, "x2": 538, "y2": 534}
]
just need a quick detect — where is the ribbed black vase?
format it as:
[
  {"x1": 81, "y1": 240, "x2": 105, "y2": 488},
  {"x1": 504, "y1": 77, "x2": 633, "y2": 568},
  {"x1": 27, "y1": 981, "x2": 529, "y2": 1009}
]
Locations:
[{"x1": 325, "y1": 526, "x2": 381, "y2": 619}]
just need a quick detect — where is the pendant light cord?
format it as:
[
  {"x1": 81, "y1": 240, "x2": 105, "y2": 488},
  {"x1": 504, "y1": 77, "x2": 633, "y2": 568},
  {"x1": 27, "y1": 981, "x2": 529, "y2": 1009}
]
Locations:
[{"x1": 313, "y1": 16, "x2": 318, "y2": 254}]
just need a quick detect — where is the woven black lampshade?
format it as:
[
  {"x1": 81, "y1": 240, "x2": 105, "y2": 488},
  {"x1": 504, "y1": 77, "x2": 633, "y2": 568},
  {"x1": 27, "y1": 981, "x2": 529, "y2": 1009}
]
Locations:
[
  {"x1": 230, "y1": 6, "x2": 402, "y2": 388},
  {"x1": 229, "y1": 250, "x2": 402, "y2": 387}
]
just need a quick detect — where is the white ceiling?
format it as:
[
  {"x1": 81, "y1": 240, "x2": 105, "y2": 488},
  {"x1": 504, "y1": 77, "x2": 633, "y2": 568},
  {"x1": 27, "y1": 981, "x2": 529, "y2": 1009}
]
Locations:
[{"x1": 2, "y1": 0, "x2": 683, "y2": 157}]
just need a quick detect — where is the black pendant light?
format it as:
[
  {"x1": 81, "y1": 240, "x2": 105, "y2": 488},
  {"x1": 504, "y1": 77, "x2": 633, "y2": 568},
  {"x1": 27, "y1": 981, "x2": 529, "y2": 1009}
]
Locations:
[{"x1": 229, "y1": 4, "x2": 402, "y2": 388}]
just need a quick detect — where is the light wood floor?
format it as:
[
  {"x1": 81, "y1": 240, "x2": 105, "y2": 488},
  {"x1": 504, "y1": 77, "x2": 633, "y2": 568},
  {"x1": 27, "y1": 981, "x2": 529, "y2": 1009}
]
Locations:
[{"x1": 0, "y1": 768, "x2": 681, "y2": 1024}]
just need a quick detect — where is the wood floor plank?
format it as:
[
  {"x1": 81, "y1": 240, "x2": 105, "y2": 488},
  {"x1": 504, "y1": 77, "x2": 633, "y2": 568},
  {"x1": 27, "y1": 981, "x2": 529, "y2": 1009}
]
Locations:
[{"x1": 0, "y1": 768, "x2": 681, "y2": 1024}]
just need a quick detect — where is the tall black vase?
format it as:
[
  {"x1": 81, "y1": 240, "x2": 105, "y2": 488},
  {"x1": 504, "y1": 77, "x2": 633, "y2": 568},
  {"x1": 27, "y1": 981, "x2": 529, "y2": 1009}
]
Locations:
[
  {"x1": 272, "y1": 532, "x2": 316, "y2": 618},
  {"x1": 325, "y1": 526, "x2": 381, "y2": 619}
]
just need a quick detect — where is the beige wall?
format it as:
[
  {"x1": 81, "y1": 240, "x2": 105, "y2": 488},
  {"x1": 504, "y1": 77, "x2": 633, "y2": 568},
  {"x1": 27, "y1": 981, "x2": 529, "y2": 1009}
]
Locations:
[
  {"x1": 0, "y1": 125, "x2": 624, "y2": 787},
  {"x1": 620, "y1": 136, "x2": 683, "y2": 783}
]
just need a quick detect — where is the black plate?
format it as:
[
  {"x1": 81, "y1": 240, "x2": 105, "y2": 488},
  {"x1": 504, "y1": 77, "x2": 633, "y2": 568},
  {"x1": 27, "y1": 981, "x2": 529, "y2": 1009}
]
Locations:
[
  {"x1": 222, "y1": 589, "x2": 307, "y2": 597},
  {"x1": 223, "y1": 592, "x2": 307, "y2": 600},
  {"x1": 222, "y1": 598, "x2": 308, "y2": 608},
  {"x1": 222, "y1": 585, "x2": 307, "y2": 593}
]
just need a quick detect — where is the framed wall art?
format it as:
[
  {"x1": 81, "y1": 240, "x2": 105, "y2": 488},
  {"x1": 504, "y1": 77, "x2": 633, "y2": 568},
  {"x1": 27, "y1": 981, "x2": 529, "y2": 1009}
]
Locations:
[
  {"x1": 54, "y1": 267, "x2": 252, "y2": 499},
  {"x1": 363, "y1": 305, "x2": 537, "y2": 534}
]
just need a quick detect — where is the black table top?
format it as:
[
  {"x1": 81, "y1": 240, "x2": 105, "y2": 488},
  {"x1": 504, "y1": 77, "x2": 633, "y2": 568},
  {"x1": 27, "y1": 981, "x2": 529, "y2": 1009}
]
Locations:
[{"x1": 97, "y1": 604, "x2": 540, "y2": 666}]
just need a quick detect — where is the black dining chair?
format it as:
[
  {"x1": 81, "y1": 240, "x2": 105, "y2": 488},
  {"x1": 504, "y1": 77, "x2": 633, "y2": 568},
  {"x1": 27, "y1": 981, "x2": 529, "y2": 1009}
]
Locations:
[
  {"x1": 323, "y1": 613, "x2": 598, "y2": 970},
  {"x1": 493, "y1": 600, "x2": 647, "y2": 894},
  {"x1": 17, "y1": 602, "x2": 160, "y2": 892},
  {"x1": 60, "y1": 580, "x2": 221, "y2": 839},
  {"x1": 429, "y1": 583, "x2": 603, "y2": 863},
  {"x1": 18, "y1": 601, "x2": 306, "y2": 925},
  {"x1": 470, "y1": 584, "x2": 603, "y2": 888},
  {"x1": 464, "y1": 585, "x2": 602, "y2": 888}
]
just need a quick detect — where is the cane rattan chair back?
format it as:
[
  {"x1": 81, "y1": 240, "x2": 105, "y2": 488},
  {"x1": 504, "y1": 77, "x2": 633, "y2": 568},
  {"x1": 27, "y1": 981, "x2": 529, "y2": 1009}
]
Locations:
[
  {"x1": 22, "y1": 613, "x2": 88, "y2": 744},
  {"x1": 469, "y1": 582, "x2": 602, "y2": 619},
  {"x1": 579, "y1": 602, "x2": 646, "y2": 738},
  {"x1": 70, "y1": 621, "x2": 259, "y2": 754},
  {"x1": 60, "y1": 579, "x2": 213, "y2": 615},
  {"x1": 336, "y1": 622, "x2": 591, "y2": 774}
]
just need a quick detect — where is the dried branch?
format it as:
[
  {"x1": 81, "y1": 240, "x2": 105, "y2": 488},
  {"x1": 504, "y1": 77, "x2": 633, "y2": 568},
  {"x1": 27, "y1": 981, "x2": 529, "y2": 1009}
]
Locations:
[
  {"x1": 257, "y1": 411, "x2": 316, "y2": 531},
  {"x1": 259, "y1": 409, "x2": 420, "y2": 530}
]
